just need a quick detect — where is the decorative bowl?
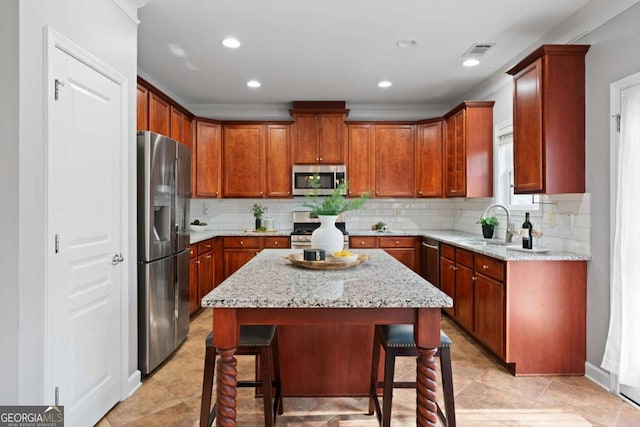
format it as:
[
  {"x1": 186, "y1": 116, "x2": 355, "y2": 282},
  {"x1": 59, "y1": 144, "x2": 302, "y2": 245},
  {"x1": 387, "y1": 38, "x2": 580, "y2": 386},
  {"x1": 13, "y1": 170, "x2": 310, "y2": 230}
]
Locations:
[
  {"x1": 190, "y1": 224, "x2": 208, "y2": 232},
  {"x1": 331, "y1": 252, "x2": 358, "y2": 263}
]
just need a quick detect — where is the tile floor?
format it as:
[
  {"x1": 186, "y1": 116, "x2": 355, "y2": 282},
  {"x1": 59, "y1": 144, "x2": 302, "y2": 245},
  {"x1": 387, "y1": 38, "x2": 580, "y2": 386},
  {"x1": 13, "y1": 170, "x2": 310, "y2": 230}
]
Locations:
[{"x1": 98, "y1": 309, "x2": 640, "y2": 426}]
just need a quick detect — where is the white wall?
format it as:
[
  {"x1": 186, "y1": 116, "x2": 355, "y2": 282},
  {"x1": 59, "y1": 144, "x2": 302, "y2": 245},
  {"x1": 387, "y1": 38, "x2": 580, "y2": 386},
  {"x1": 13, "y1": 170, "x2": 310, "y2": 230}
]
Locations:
[
  {"x1": 578, "y1": 2, "x2": 640, "y2": 368},
  {"x1": 0, "y1": 0, "x2": 20, "y2": 405},
  {"x1": 1, "y1": 0, "x2": 139, "y2": 404}
]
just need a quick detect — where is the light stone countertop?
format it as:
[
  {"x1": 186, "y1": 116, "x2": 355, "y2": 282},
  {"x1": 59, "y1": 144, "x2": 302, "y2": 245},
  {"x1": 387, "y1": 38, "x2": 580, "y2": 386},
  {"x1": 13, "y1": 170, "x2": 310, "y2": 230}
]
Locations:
[
  {"x1": 201, "y1": 249, "x2": 453, "y2": 309},
  {"x1": 190, "y1": 229, "x2": 589, "y2": 261}
]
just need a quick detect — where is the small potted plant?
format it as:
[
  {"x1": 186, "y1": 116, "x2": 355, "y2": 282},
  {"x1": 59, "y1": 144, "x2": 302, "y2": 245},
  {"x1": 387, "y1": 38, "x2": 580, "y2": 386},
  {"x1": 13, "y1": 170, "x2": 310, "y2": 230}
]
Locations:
[
  {"x1": 250, "y1": 203, "x2": 267, "y2": 231},
  {"x1": 477, "y1": 215, "x2": 499, "y2": 239}
]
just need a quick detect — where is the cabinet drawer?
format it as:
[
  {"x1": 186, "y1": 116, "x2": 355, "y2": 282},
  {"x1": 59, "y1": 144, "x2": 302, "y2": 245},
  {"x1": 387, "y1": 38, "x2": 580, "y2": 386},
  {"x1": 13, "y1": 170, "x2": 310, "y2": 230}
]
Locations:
[
  {"x1": 224, "y1": 236, "x2": 260, "y2": 249},
  {"x1": 349, "y1": 236, "x2": 377, "y2": 248},
  {"x1": 197, "y1": 239, "x2": 215, "y2": 254},
  {"x1": 474, "y1": 254, "x2": 505, "y2": 282},
  {"x1": 378, "y1": 236, "x2": 415, "y2": 248},
  {"x1": 456, "y1": 248, "x2": 473, "y2": 268},
  {"x1": 189, "y1": 245, "x2": 197, "y2": 259},
  {"x1": 264, "y1": 236, "x2": 291, "y2": 248},
  {"x1": 441, "y1": 243, "x2": 455, "y2": 260}
]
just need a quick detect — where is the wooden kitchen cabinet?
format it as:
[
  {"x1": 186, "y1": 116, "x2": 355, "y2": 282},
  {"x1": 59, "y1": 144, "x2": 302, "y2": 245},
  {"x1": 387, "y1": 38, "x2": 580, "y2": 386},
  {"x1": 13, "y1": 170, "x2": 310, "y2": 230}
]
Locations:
[
  {"x1": 170, "y1": 106, "x2": 184, "y2": 144},
  {"x1": 507, "y1": 44, "x2": 590, "y2": 194},
  {"x1": 349, "y1": 236, "x2": 377, "y2": 249},
  {"x1": 148, "y1": 91, "x2": 170, "y2": 137},
  {"x1": 223, "y1": 124, "x2": 264, "y2": 197},
  {"x1": 264, "y1": 125, "x2": 292, "y2": 198},
  {"x1": 443, "y1": 101, "x2": 494, "y2": 198},
  {"x1": 436, "y1": 239, "x2": 585, "y2": 375},
  {"x1": 136, "y1": 83, "x2": 149, "y2": 130},
  {"x1": 223, "y1": 237, "x2": 261, "y2": 278},
  {"x1": 290, "y1": 102, "x2": 348, "y2": 164},
  {"x1": 263, "y1": 236, "x2": 291, "y2": 249},
  {"x1": 416, "y1": 119, "x2": 443, "y2": 197},
  {"x1": 188, "y1": 245, "x2": 198, "y2": 316},
  {"x1": 194, "y1": 120, "x2": 222, "y2": 198},
  {"x1": 347, "y1": 124, "x2": 375, "y2": 197},
  {"x1": 378, "y1": 236, "x2": 418, "y2": 270},
  {"x1": 374, "y1": 124, "x2": 416, "y2": 197}
]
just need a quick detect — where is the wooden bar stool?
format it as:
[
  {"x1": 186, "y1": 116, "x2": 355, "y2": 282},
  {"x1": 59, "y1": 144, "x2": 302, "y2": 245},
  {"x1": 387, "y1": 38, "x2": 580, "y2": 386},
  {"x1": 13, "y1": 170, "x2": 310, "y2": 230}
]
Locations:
[
  {"x1": 368, "y1": 325, "x2": 456, "y2": 427},
  {"x1": 200, "y1": 325, "x2": 283, "y2": 427}
]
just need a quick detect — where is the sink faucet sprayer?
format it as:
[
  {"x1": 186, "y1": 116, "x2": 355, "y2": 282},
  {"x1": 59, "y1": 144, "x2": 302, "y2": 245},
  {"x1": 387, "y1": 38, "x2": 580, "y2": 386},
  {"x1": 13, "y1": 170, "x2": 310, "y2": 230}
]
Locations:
[{"x1": 481, "y1": 204, "x2": 514, "y2": 244}]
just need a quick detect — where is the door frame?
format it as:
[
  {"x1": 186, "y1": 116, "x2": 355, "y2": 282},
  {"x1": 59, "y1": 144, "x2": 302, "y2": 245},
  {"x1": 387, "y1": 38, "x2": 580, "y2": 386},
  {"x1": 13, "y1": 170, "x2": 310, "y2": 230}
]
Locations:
[
  {"x1": 609, "y1": 70, "x2": 640, "y2": 408},
  {"x1": 44, "y1": 27, "x2": 134, "y2": 404}
]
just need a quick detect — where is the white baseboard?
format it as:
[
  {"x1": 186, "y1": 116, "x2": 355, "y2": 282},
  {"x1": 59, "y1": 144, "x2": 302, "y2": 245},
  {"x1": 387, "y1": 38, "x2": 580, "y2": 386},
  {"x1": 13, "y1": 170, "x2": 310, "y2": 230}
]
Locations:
[
  {"x1": 585, "y1": 361, "x2": 612, "y2": 392},
  {"x1": 122, "y1": 370, "x2": 142, "y2": 400}
]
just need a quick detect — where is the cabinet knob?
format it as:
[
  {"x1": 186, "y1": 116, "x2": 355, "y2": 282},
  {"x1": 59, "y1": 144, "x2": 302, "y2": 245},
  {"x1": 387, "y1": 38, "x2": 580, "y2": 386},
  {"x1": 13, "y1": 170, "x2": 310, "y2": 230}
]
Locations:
[
  {"x1": 472, "y1": 276, "x2": 477, "y2": 281},
  {"x1": 360, "y1": 241, "x2": 365, "y2": 245},
  {"x1": 205, "y1": 244, "x2": 211, "y2": 249},
  {"x1": 196, "y1": 260, "x2": 200, "y2": 264},
  {"x1": 274, "y1": 241, "x2": 279, "y2": 245},
  {"x1": 395, "y1": 240, "x2": 400, "y2": 245},
  {"x1": 319, "y1": 157, "x2": 323, "y2": 161},
  {"x1": 483, "y1": 265, "x2": 489, "y2": 270},
  {"x1": 240, "y1": 241, "x2": 244, "y2": 245},
  {"x1": 418, "y1": 191, "x2": 422, "y2": 195}
]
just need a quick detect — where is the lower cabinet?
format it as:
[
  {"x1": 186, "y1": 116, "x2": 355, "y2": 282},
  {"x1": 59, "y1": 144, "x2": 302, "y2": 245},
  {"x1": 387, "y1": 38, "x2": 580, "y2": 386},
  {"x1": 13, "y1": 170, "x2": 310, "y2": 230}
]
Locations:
[
  {"x1": 222, "y1": 236, "x2": 291, "y2": 280},
  {"x1": 438, "y1": 242, "x2": 586, "y2": 375},
  {"x1": 348, "y1": 235, "x2": 419, "y2": 272},
  {"x1": 189, "y1": 238, "x2": 217, "y2": 317}
]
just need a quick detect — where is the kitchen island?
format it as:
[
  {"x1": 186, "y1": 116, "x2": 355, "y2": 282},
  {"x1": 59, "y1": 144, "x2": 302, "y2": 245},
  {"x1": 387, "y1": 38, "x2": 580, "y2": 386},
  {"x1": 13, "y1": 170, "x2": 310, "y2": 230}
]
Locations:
[{"x1": 202, "y1": 249, "x2": 452, "y2": 426}]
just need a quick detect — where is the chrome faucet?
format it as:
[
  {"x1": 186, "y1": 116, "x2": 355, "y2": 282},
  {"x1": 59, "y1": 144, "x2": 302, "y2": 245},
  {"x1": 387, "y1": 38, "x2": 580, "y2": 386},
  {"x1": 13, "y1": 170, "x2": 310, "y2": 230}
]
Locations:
[{"x1": 481, "y1": 204, "x2": 514, "y2": 244}]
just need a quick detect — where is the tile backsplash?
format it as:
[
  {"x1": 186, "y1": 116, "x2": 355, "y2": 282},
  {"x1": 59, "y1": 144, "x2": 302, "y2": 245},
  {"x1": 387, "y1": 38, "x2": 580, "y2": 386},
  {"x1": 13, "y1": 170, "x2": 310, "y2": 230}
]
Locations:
[{"x1": 190, "y1": 193, "x2": 590, "y2": 256}]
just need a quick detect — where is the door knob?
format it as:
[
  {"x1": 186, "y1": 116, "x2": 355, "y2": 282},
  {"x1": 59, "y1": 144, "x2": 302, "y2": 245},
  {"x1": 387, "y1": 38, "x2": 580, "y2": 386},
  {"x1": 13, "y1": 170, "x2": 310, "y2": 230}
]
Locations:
[{"x1": 112, "y1": 253, "x2": 124, "y2": 265}]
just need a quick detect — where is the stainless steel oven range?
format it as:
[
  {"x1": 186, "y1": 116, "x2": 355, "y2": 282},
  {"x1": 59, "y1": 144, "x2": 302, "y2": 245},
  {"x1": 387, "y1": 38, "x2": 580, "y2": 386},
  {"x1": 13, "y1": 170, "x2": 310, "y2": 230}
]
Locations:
[{"x1": 290, "y1": 211, "x2": 349, "y2": 250}]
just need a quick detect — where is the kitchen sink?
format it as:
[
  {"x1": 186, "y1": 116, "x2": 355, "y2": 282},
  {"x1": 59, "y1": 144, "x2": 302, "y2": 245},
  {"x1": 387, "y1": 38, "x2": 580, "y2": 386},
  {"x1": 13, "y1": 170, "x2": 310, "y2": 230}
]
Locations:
[{"x1": 457, "y1": 238, "x2": 506, "y2": 246}]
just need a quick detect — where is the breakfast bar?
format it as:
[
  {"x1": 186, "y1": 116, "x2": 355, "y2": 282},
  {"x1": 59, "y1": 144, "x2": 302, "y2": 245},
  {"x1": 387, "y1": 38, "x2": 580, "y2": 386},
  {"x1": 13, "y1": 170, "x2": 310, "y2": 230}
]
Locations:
[{"x1": 202, "y1": 248, "x2": 452, "y2": 426}]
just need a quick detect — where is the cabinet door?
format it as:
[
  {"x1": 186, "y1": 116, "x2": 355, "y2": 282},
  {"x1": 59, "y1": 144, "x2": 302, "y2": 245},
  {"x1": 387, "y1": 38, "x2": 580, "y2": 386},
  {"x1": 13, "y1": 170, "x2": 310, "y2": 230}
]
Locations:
[
  {"x1": 455, "y1": 264, "x2": 474, "y2": 332},
  {"x1": 149, "y1": 91, "x2": 170, "y2": 136},
  {"x1": 384, "y1": 248, "x2": 416, "y2": 271},
  {"x1": 474, "y1": 274, "x2": 505, "y2": 358},
  {"x1": 513, "y1": 59, "x2": 544, "y2": 193},
  {"x1": 347, "y1": 124, "x2": 374, "y2": 197},
  {"x1": 374, "y1": 125, "x2": 416, "y2": 197},
  {"x1": 170, "y1": 106, "x2": 184, "y2": 144},
  {"x1": 197, "y1": 251, "x2": 215, "y2": 301},
  {"x1": 265, "y1": 125, "x2": 291, "y2": 198},
  {"x1": 292, "y1": 114, "x2": 318, "y2": 164},
  {"x1": 136, "y1": 84, "x2": 149, "y2": 130},
  {"x1": 444, "y1": 110, "x2": 465, "y2": 196},
  {"x1": 195, "y1": 121, "x2": 222, "y2": 198},
  {"x1": 189, "y1": 255, "x2": 199, "y2": 315},
  {"x1": 224, "y1": 250, "x2": 259, "y2": 279},
  {"x1": 440, "y1": 257, "x2": 455, "y2": 317},
  {"x1": 416, "y1": 121, "x2": 443, "y2": 197},
  {"x1": 223, "y1": 124, "x2": 264, "y2": 197},
  {"x1": 318, "y1": 113, "x2": 346, "y2": 163}
]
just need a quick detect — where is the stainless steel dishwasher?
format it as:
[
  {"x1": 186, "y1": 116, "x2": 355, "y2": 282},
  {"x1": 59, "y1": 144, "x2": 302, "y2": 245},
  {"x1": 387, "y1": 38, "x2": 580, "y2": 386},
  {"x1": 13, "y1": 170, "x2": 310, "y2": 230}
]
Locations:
[{"x1": 421, "y1": 237, "x2": 440, "y2": 287}]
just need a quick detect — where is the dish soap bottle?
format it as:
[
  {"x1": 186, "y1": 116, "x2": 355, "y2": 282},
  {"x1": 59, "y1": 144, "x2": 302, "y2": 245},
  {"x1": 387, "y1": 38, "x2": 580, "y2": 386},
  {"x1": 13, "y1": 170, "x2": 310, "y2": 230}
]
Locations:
[{"x1": 522, "y1": 212, "x2": 533, "y2": 249}]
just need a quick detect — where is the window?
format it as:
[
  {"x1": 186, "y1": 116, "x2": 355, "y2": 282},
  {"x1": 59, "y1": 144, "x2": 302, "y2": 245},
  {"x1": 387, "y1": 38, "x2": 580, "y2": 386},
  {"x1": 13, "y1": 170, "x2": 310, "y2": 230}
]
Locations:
[{"x1": 495, "y1": 123, "x2": 538, "y2": 212}]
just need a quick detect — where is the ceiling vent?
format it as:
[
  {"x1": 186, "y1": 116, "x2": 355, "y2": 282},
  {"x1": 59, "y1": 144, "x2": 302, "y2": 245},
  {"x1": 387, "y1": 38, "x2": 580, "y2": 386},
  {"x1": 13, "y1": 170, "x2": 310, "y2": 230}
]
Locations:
[{"x1": 463, "y1": 43, "x2": 495, "y2": 57}]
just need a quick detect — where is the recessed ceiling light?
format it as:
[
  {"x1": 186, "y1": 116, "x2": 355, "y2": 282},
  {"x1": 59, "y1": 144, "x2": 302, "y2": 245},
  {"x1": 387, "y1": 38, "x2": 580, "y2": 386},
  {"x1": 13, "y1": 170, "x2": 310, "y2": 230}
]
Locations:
[
  {"x1": 396, "y1": 39, "x2": 418, "y2": 48},
  {"x1": 222, "y1": 38, "x2": 241, "y2": 48},
  {"x1": 247, "y1": 80, "x2": 261, "y2": 88},
  {"x1": 462, "y1": 58, "x2": 480, "y2": 67},
  {"x1": 378, "y1": 80, "x2": 392, "y2": 88}
]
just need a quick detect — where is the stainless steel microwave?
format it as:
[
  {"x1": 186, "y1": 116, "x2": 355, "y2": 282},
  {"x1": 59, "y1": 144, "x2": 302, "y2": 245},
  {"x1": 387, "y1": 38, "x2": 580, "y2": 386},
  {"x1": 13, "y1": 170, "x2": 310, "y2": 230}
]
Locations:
[{"x1": 292, "y1": 165, "x2": 346, "y2": 196}]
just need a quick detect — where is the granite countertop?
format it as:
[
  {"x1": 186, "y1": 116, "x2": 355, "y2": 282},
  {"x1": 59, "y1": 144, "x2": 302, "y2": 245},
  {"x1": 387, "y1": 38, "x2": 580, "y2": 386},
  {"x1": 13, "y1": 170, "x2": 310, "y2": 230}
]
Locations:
[
  {"x1": 202, "y1": 249, "x2": 453, "y2": 309},
  {"x1": 190, "y1": 228, "x2": 589, "y2": 261}
]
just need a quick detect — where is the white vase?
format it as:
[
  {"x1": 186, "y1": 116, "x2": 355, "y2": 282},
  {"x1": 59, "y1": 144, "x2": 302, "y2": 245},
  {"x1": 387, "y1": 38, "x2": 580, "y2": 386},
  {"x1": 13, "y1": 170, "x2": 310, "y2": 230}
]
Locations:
[{"x1": 311, "y1": 215, "x2": 344, "y2": 255}]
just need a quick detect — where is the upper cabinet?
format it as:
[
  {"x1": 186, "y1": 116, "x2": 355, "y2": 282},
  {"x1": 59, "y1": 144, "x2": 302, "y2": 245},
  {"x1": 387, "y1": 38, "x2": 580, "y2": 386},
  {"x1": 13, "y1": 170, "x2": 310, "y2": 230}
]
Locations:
[
  {"x1": 136, "y1": 84, "x2": 149, "y2": 130},
  {"x1": 443, "y1": 101, "x2": 494, "y2": 198},
  {"x1": 264, "y1": 124, "x2": 292, "y2": 198},
  {"x1": 148, "y1": 91, "x2": 170, "y2": 136},
  {"x1": 416, "y1": 119, "x2": 444, "y2": 197},
  {"x1": 347, "y1": 123, "x2": 375, "y2": 197},
  {"x1": 194, "y1": 120, "x2": 222, "y2": 198},
  {"x1": 507, "y1": 44, "x2": 590, "y2": 194},
  {"x1": 374, "y1": 124, "x2": 416, "y2": 198},
  {"x1": 290, "y1": 101, "x2": 348, "y2": 164}
]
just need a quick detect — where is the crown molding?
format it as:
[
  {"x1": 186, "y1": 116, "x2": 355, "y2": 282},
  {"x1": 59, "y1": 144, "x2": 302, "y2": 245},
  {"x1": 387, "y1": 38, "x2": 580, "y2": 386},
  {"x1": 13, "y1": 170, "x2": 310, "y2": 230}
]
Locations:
[{"x1": 111, "y1": 0, "x2": 148, "y2": 24}]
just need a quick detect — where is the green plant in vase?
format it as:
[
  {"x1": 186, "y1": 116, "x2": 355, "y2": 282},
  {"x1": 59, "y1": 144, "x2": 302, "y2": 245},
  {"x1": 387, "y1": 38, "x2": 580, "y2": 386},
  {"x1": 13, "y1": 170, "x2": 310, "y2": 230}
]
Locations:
[{"x1": 250, "y1": 203, "x2": 267, "y2": 231}]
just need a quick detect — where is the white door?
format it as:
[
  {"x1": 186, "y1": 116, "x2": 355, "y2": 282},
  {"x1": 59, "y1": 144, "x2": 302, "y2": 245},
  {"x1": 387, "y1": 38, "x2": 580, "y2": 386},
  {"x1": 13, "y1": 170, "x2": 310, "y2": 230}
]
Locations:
[
  {"x1": 608, "y1": 73, "x2": 640, "y2": 407},
  {"x1": 49, "y1": 43, "x2": 123, "y2": 426}
]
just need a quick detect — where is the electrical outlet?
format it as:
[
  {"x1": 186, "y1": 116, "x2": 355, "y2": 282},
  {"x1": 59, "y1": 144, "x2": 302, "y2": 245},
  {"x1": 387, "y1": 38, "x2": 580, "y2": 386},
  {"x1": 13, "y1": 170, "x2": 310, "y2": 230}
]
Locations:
[
  {"x1": 394, "y1": 208, "x2": 401, "y2": 216},
  {"x1": 549, "y1": 212, "x2": 556, "y2": 227}
]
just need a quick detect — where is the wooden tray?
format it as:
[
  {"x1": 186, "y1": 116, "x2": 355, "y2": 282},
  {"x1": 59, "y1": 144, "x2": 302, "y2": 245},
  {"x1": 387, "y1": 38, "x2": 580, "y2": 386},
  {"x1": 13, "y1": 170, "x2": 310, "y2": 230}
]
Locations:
[{"x1": 285, "y1": 253, "x2": 370, "y2": 270}]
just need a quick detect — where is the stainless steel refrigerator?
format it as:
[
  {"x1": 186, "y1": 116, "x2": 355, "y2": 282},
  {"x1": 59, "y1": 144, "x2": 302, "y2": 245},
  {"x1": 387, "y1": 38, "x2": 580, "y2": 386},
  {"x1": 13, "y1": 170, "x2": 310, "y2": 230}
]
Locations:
[{"x1": 137, "y1": 131, "x2": 191, "y2": 375}]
